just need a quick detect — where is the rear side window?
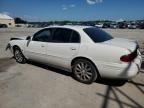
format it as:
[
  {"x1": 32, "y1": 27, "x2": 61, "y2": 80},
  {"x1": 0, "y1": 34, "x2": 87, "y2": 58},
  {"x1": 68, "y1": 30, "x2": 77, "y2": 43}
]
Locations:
[
  {"x1": 52, "y1": 28, "x2": 72, "y2": 43},
  {"x1": 70, "y1": 31, "x2": 80, "y2": 43},
  {"x1": 84, "y1": 27, "x2": 113, "y2": 42}
]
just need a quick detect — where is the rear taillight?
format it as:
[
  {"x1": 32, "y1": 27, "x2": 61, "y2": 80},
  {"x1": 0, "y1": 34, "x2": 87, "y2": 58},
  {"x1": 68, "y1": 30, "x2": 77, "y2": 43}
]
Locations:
[{"x1": 120, "y1": 51, "x2": 137, "y2": 62}]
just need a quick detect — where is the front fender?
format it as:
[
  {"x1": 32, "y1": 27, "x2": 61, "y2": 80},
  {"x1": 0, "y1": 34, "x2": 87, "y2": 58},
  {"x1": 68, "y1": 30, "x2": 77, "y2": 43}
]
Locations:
[{"x1": 8, "y1": 40, "x2": 27, "y2": 54}]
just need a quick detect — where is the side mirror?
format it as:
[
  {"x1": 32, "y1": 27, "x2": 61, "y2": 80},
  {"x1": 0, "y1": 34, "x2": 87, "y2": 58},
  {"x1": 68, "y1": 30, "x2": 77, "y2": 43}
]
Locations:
[
  {"x1": 26, "y1": 36, "x2": 31, "y2": 47},
  {"x1": 26, "y1": 36, "x2": 31, "y2": 40}
]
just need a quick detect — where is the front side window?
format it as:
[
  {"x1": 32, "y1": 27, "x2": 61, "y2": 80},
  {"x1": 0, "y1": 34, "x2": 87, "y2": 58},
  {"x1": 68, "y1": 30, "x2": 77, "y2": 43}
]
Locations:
[
  {"x1": 33, "y1": 28, "x2": 52, "y2": 42},
  {"x1": 52, "y1": 28, "x2": 72, "y2": 43},
  {"x1": 84, "y1": 27, "x2": 113, "y2": 42}
]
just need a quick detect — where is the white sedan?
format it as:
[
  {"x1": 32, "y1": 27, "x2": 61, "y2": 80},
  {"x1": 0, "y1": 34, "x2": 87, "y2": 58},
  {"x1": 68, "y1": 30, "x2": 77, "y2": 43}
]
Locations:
[{"x1": 6, "y1": 26, "x2": 142, "y2": 84}]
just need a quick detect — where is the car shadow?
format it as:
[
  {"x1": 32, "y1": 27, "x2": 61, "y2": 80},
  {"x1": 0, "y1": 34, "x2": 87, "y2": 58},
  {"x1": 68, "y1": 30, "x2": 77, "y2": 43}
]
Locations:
[
  {"x1": 5, "y1": 58, "x2": 143, "y2": 108},
  {"x1": 27, "y1": 60, "x2": 126, "y2": 86},
  {"x1": 95, "y1": 78, "x2": 126, "y2": 87},
  {"x1": 27, "y1": 61, "x2": 72, "y2": 76}
]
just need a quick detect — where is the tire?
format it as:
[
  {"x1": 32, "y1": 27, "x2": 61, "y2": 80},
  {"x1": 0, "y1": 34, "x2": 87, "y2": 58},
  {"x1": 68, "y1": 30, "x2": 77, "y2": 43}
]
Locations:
[
  {"x1": 13, "y1": 47, "x2": 26, "y2": 64},
  {"x1": 72, "y1": 59, "x2": 98, "y2": 84}
]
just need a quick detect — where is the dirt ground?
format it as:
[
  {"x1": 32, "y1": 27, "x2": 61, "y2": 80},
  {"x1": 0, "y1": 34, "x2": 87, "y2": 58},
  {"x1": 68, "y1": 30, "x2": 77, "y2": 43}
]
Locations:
[{"x1": 0, "y1": 28, "x2": 144, "y2": 108}]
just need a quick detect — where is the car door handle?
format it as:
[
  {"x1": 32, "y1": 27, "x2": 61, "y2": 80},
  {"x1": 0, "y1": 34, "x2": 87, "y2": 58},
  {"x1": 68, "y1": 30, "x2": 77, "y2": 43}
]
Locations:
[{"x1": 70, "y1": 47, "x2": 76, "y2": 50}]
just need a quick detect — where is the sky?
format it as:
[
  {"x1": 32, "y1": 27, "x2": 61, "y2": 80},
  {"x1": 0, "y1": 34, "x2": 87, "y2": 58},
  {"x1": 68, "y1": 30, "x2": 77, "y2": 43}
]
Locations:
[{"x1": 0, "y1": 0, "x2": 144, "y2": 21}]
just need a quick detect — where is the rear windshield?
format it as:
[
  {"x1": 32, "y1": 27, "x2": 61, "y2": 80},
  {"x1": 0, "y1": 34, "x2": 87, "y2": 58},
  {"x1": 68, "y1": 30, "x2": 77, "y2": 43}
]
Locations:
[{"x1": 83, "y1": 27, "x2": 113, "y2": 42}]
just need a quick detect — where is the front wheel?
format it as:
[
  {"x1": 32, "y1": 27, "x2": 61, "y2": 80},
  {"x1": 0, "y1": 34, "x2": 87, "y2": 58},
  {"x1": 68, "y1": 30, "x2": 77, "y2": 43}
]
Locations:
[
  {"x1": 14, "y1": 47, "x2": 26, "y2": 64},
  {"x1": 72, "y1": 59, "x2": 98, "y2": 84}
]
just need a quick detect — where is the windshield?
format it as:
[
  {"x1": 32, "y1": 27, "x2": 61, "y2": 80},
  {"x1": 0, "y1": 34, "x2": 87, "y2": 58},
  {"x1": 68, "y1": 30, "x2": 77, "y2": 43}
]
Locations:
[{"x1": 84, "y1": 27, "x2": 113, "y2": 43}]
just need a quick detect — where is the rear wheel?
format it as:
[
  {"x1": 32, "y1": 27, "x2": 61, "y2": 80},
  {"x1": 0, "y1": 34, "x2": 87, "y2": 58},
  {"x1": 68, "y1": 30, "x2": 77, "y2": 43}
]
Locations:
[
  {"x1": 14, "y1": 47, "x2": 26, "y2": 64},
  {"x1": 72, "y1": 59, "x2": 98, "y2": 84}
]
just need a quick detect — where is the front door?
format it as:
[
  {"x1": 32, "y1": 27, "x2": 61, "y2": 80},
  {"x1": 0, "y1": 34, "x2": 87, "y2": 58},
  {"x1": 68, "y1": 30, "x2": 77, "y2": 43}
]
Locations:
[{"x1": 25, "y1": 28, "x2": 52, "y2": 62}]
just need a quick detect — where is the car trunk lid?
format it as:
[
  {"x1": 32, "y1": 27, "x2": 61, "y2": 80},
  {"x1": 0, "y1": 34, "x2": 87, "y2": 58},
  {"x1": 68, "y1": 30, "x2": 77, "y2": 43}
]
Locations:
[{"x1": 103, "y1": 38, "x2": 138, "y2": 52}]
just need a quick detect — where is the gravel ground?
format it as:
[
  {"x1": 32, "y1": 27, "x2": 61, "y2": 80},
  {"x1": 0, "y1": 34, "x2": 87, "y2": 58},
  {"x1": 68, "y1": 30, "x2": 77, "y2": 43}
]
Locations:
[{"x1": 0, "y1": 28, "x2": 144, "y2": 108}]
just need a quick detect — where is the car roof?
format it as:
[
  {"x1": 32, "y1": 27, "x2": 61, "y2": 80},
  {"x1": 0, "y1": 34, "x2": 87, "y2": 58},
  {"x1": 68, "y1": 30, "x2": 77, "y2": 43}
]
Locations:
[{"x1": 44, "y1": 25, "x2": 92, "y2": 31}]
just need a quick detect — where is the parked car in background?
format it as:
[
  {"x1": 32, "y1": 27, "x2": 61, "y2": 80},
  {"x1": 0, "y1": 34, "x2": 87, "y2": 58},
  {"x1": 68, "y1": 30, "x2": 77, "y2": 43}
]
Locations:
[
  {"x1": 95, "y1": 23, "x2": 103, "y2": 28},
  {"x1": 128, "y1": 23, "x2": 137, "y2": 29},
  {"x1": 137, "y1": 22, "x2": 144, "y2": 29},
  {"x1": 102, "y1": 22, "x2": 110, "y2": 28},
  {"x1": 117, "y1": 22, "x2": 128, "y2": 29},
  {"x1": 6, "y1": 25, "x2": 142, "y2": 84},
  {"x1": 110, "y1": 23, "x2": 117, "y2": 29},
  {"x1": 0, "y1": 24, "x2": 8, "y2": 28}
]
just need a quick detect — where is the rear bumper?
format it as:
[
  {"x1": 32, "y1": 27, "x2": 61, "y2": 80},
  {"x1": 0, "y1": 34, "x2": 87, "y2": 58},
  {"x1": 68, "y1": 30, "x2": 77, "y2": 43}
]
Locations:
[
  {"x1": 119, "y1": 54, "x2": 142, "y2": 79},
  {"x1": 97, "y1": 54, "x2": 142, "y2": 79}
]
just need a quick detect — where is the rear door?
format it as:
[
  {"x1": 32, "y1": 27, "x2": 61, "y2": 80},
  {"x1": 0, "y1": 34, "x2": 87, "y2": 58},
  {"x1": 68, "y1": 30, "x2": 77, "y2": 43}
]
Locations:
[{"x1": 46, "y1": 28, "x2": 80, "y2": 68}]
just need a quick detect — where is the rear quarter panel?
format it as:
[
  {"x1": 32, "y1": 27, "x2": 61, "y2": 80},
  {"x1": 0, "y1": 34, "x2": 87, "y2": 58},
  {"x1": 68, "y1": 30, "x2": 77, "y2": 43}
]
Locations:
[{"x1": 74, "y1": 43, "x2": 130, "y2": 77}]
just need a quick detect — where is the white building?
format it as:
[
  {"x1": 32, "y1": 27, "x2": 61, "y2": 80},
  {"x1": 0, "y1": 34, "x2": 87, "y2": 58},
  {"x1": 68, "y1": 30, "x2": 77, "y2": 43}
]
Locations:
[{"x1": 0, "y1": 13, "x2": 15, "y2": 27}]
